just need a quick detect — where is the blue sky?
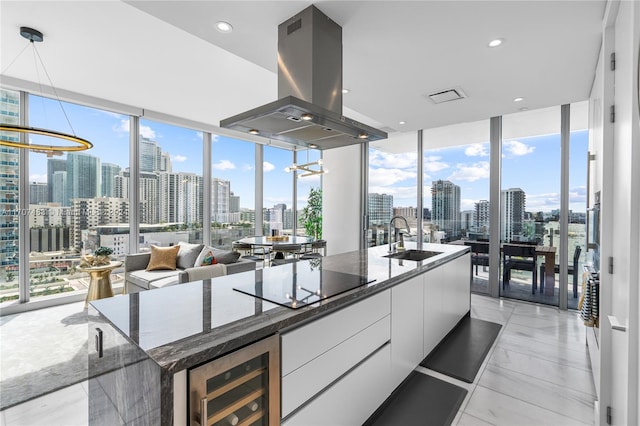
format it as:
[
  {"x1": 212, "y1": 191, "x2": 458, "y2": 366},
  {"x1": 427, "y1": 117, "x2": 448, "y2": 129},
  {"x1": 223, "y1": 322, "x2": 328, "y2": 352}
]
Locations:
[
  {"x1": 27, "y1": 95, "x2": 587, "y2": 214},
  {"x1": 370, "y1": 130, "x2": 588, "y2": 213}
]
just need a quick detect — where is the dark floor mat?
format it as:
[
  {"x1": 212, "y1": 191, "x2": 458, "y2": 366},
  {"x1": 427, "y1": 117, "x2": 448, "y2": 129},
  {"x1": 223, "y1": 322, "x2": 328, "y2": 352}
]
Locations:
[
  {"x1": 365, "y1": 372, "x2": 467, "y2": 426},
  {"x1": 421, "y1": 316, "x2": 502, "y2": 383}
]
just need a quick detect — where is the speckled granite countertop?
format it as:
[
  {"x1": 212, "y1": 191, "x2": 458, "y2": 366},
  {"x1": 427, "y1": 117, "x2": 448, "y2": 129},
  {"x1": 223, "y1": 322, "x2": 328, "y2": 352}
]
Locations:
[{"x1": 90, "y1": 242, "x2": 469, "y2": 374}]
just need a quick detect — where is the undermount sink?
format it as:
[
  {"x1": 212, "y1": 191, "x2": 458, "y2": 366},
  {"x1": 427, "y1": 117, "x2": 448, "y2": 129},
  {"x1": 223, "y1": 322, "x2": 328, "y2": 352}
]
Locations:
[{"x1": 384, "y1": 249, "x2": 443, "y2": 261}]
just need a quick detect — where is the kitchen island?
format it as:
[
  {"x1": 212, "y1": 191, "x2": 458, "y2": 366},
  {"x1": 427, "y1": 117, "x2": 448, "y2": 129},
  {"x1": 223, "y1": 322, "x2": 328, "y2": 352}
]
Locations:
[{"x1": 88, "y1": 242, "x2": 470, "y2": 425}]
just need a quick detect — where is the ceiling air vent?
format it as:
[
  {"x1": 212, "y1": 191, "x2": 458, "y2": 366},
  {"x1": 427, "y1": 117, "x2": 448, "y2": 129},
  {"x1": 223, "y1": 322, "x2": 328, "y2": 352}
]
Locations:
[{"x1": 427, "y1": 87, "x2": 467, "y2": 104}]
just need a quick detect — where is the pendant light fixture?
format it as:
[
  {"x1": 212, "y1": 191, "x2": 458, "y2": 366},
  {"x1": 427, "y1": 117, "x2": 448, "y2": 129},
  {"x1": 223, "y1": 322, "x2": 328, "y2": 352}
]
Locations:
[{"x1": 0, "y1": 27, "x2": 93, "y2": 155}]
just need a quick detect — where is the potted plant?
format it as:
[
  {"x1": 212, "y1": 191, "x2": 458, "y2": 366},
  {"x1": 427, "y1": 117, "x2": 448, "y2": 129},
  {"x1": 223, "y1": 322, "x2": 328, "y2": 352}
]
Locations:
[
  {"x1": 300, "y1": 187, "x2": 322, "y2": 239},
  {"x1": 92, "y1": 246, "x2": 114, "y2": 266}
]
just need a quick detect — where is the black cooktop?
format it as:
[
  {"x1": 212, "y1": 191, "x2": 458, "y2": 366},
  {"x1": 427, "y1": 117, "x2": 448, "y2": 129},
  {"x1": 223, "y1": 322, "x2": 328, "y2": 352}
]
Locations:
[{"x1": 233, "y1": 264, "x2": 375, "y2": 309}]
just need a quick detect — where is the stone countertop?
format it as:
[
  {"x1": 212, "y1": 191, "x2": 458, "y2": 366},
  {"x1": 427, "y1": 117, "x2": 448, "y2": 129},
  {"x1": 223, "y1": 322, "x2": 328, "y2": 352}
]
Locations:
[{"x1": 90, "y1": 242, "x2": 469, "y2": 374}]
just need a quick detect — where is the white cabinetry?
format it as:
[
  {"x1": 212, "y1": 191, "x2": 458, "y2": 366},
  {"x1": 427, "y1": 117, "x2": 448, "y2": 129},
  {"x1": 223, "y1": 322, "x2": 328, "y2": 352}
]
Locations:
[
  {"x1": 390, "y1": 274, "x2": 424, "y2": 388},
  {"x1": 281, "y1": 290, "x2": 391, "y2": 424}
]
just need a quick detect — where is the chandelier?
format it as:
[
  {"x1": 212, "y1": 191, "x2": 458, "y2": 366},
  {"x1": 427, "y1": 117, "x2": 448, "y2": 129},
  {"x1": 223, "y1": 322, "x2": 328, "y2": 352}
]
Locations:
[{"x1": 0, "y1": 27, "x2": 93, "y2": 155}]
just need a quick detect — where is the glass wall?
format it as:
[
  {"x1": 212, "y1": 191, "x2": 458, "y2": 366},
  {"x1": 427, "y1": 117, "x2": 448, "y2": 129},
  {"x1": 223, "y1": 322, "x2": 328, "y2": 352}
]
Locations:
[
  {"x1": 25, "y1": 95, "x2": 130, "y2": 299},
  {"x1": 501, "y1": 106, "x2": 561, "y2": 305},
  {"x1": 0, "y1": 89, "x2": 20, "y2": 302},
  {"x1": 138, "y1": 118, "x2": 203, "y2": 250},
  {"x1": 421, "y1": 121, "x2": 491, "y2": 293},
  {"x1": 368, "y1": 135, "x2": 418, "y2": 248},
  {"x1": 567, "y1": 102, "x2": 589, "y2": 309},
  {"x1": 296, "y1": 148, "x2": 322, "y2": 238},
  {"x1": 263, "y1": 146, "x2": 293, "y2": 236},
  {"x1": 211, "y1": 135, "x2": 256, "y2": 248}
]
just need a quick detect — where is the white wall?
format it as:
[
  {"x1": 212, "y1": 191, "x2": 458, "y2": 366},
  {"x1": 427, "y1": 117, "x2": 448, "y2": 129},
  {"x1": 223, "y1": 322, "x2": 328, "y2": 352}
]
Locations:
[{"x1": 323, "y1": 144, "x2": 362, "y2": 255}]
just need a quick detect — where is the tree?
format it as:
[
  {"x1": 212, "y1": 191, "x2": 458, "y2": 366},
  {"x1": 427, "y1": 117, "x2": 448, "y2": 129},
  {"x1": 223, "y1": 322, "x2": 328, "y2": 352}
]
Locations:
[
  {"x1": 301, "y1": 188, "x2": 322, "y2": 239},
  {"x1": 6, "y1": 271, "x2": 15, "y2": 282}
]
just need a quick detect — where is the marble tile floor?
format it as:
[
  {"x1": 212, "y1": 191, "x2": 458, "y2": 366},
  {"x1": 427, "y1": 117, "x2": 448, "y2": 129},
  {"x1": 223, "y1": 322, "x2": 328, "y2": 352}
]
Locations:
[{"x1": 0, "y1": 294, "x2": 596, "y2": 425}]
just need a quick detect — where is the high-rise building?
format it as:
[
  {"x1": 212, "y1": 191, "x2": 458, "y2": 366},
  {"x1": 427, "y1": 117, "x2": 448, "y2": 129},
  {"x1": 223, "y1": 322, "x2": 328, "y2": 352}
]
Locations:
[
  {"x1": 368, "y1": 193, "x2": 393, "y2": 226},
  {"x1": 70, "y1": 197, "x2": 129, "y2": 251},
  {"x1": 474, "y1": 200, "x2": 490, "y2": 233},
  {"x1": 66, "y1": 152, "x2": 101, "y2": 206},
  {"x1": 431, "y1": 180, "x2": 461, "y2": 240},
  {"x1": 46, "y1": 158, "x2": 66, "y2": 202},
  {"x1": 501, "y1": 188, "x2": 526, "y2": 242},
  {"x1": 212, "y1": 178, "x2": 231, "y2": 223},
  {"x1": 29, "y1": 182, "x2": 48, "y2": 205},
  {"x1": 0, "y1": 88, "x2": 20, "y2": 270},
  {"x1": 159, "y1": 172, "x2": 203, "y2": 225},
  {"x1": 160, "y1": 151, "x2": 172, "y2": 173},
  {"x1": 460, "y1": 210, "x2": 474, "y2": 232},
  {"x1": 140, "y1": 138, "x2": 162, "y2": 172},
  {"x1": 52, "y1": 171, "x2": 68, "y2": 206},
  {"x1": 115, "y1": 170, "x2": 159, "y2": 224},
  {"x1": 229, "y1": 192, "x2": 240, "y2": 213},
  {"x1": 101, "y1": 163, "x2": 121, "y2": 197}
]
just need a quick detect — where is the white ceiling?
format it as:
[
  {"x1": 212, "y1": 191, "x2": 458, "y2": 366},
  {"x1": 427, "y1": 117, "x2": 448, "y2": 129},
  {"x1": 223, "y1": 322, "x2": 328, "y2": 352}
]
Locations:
[{"x1": 1, "y1": 0, "x2": 605, "y2": 147}]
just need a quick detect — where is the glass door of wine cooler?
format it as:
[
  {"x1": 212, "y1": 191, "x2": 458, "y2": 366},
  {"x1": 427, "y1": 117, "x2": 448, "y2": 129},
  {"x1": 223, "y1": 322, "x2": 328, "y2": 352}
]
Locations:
[{"x1": 189, "y1": 334, "x2": 280, "y2": 426}]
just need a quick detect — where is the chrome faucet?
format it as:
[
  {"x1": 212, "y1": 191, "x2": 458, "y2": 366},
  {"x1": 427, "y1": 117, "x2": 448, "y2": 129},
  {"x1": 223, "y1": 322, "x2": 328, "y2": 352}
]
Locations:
[{"x1": 388, "y1": 215, "x2": 411, "y2": 253}]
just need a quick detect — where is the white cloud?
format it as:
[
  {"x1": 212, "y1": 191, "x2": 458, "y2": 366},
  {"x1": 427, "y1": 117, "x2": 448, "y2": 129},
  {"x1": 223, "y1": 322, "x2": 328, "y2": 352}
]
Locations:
[
  {"x1": 140, "y1": 124, "x2": 156, "y2": 139},
  {"x1": 263, "y1": 161, "x2": 275, "y2": 172},
  {"x1": 464, "y1": 144, "x2": 489, "y2": 157},
  {"x1": 29, "y1": 174, "x2": 47, "y2": 183},
  {"x1": 424, "y1": 155, "x2": 449, "y2": 173},
  {"x1": 212, "y1": 159, "x2": 236, "y2": 170},
  {"x1": 211, "y1": 134, "x2": 220, "y2": 143},
  {"x1": 447, "y1": 161, "x2": 489, "y2": 182},
  {"x1": 172, "y1": 155, "x2": 187, "y2": 163},
  {"x1": 370, "y1": 151, "x2": 417, "y2": 169},
  {"x1": 113, "y1": 119, "x2": 156, "y2": 139},
  {"x1": 526, "y1": 192, "x2": 560, "y2": 211},
  {"x1": 242, "y1": 164, "x2": 254, "y2": 172},
  {"x1": 369, "y1": 167, "x2": 416, "y2": 186},
  {"x1": 461, "y1": 198, "x2": 478, "y2": 211},
  {"x1": 504, "y1": 140, "x2": 535, "y2": 156},
  {"x1": 368, "y1": 185, "x2": 417, "y2": 201}
]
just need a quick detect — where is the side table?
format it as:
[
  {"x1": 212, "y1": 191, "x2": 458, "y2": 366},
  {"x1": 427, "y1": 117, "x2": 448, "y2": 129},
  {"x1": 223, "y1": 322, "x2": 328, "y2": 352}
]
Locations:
[{"x1": 79, "y1": 261, "x2": 123, "y2": 307}]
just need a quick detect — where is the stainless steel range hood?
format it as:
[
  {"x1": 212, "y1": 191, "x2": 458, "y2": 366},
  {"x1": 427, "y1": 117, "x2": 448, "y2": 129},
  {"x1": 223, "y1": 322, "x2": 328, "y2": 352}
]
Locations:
[{"x1": 220, "y1": 5, "x2": 387, "y2": 150}]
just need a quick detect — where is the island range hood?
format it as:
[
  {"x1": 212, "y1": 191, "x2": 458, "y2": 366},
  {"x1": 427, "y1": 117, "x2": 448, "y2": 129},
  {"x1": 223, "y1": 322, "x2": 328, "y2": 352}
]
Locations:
[{"x1": 220, "y1": 5, "x2": 387, "y2": 150}]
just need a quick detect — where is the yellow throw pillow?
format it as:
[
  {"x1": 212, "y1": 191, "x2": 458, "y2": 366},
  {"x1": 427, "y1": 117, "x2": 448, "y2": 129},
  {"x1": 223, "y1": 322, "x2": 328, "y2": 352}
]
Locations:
[{"x1": 146, "y1": 245, "x2": 180, "y2": 271}]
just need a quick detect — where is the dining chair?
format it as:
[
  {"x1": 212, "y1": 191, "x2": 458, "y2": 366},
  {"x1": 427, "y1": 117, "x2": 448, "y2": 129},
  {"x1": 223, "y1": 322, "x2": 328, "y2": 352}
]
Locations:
[
  {"x1": 464, "y1": 241, "x2": 489, "y2": 276},
  {"x1": 232, "y1": 240, "x2": 271, "y2": 268},
  {"x1": 502, "y1": 244, "x2": 538, "y2": 293},
  {"x1": 271, "y1": 243, "x2": 302, "y2": 266},
  {"x1": 300, "y1": 239, "x2": 327, "y2": 259},
  {"x1": 539, "y1": 245, "x2": 582, "y2": 297}
]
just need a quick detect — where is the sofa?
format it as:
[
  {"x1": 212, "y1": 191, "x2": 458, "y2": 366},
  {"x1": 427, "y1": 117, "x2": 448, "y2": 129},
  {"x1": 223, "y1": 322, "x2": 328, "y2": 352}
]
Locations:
[{"x1": 124, "y1": 244, "x2": 256, "y2": 294}]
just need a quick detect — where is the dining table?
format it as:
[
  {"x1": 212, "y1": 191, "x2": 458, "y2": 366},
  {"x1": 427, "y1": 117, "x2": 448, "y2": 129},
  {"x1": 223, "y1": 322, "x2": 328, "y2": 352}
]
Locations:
[
  {"x1": 453, "y1": 240, "x2": 557, "y2": 296},
  {"x1": 236, "y1": 235, "x2": 316, "y2": 261}
]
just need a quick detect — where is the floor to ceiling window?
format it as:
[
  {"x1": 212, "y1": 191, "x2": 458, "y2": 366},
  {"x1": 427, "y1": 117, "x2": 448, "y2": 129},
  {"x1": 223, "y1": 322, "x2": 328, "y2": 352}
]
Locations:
[
  {"x1": 501, "y1": 106, "x2": 561, "y2": 306},
  {"x1": 368, "y1": 134, "x2": 418, "y2": 248},
  {"x1": 421, "y1": 120, "x2": 491, "y2": 294},
  {"x1": 0, "y1": 89, "x2": 20, "y2": 303},
  {"x1": 138, "y1": 118, "x2": 203, "y2": 249},
  {"x1": 263, "y1": 146, "x2": 293, "y2": 236},
  {"x1": 296, "y1": 148, "x2": 322, "y2": 238},
  {"x1": 567, "y1": 102, "x2": 589, "y2": 309},
  {"x1": 25, "y1": 95, "x2": 130, "y2": 300},
  {"x1": 210, "y1": 135, "x2": 256, "y2": 248}
]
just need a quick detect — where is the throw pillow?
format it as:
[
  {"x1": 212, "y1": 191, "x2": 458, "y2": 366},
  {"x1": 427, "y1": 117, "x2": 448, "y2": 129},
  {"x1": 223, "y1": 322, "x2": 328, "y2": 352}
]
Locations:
[
  {"x1": 146, "y1": 245, "x2": 180, "y2": 271},
  {"x1": 195, "y1": 246, "x2": 217, "y2": 267},
  {"x1": 176, "y1": 241, "x2": 204, "y2": 269},
  {"x1": 211, "y1": 247, "x2": 241, "y2": 264}
]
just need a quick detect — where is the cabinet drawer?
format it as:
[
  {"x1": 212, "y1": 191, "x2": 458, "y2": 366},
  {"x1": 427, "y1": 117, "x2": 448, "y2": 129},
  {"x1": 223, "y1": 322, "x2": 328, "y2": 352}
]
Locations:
[
  {"x1": 282, "y1": 315, "x2": 390, "y2": 417},
  {"x1": 282, "y1": 290, "x2": 390, "y2": 376},
  {"x1": 283, "y1": 343, "x2": 391, "y2": 426}
]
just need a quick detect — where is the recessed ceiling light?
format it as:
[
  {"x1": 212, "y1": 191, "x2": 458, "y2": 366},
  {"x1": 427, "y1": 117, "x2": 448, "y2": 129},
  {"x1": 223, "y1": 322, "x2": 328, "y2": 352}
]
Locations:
[
  {"x1": 519, "y1": 107, "x2": 529, "y2": 111},
  {"x1": 399, "y1": 121, "x2": 406, "y2": 125},
  {"x1": 488, "y1": 38, "x2": 503, "y2": 48},
  {"x1": 216, "y1": 21, "x2": 233, "y2": 33},
  {"x1": 342, "y1": 88, "x2": 350, "y2": 94},
  {"x1": 513, "y1": 97, "x2": 524, "y2": 102}
]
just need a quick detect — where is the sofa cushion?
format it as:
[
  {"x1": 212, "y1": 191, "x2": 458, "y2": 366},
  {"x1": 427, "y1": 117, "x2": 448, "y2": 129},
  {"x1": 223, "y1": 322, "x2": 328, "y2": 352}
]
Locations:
[
  {"x1": 146, "y1": 245, "x2": 180, "y2": 271},
  {"x1": 149, "y1": 276, "x2": 181, "y2": 290},
  {"x1": 176, "y1": 241, "x2": 205, "y2": 269},
  {"x1": 195, "y1": 246, "x2": 240, "y2": 266},
  {"x1": 126, "y1": 269, "x2": 180, "y2": 290}
]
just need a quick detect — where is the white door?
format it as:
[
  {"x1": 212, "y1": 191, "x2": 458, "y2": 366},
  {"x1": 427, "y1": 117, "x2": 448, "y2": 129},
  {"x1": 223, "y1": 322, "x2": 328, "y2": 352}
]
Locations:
[{"x1": 606, "y1": 2, "x2": 640, "y2": 425}]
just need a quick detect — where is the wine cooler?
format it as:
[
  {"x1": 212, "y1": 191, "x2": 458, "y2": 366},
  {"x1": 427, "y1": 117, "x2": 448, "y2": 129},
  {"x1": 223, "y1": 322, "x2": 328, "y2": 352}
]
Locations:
[{"x1": 189, "y1": 334, "x2": 280, "y2": 426}]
